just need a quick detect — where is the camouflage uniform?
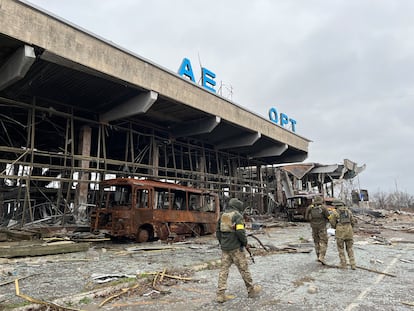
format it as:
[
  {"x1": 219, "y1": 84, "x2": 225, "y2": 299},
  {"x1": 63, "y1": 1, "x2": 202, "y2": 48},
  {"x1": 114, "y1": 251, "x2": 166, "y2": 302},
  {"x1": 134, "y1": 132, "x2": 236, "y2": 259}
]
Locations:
[
  {"x1": 216, "y1": 198, "x2": 261, "y2": 303},
  {"x1": 329, "y1": 200, "x2": 356, "y2": 269},
  {"x1": 305, "y1": 196, "x2": 330, "y2": 264}
]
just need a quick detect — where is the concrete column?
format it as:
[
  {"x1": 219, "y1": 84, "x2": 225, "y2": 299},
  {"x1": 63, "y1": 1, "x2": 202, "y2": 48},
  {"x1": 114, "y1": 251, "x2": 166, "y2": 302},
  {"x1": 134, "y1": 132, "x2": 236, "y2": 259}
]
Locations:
[
  {"x1": 256, "y1": 164, "x2": 264, "y2": 214},
  {"x1": 197, "y1": 155, "x2": 206, "y2": 189},
  {"x1": 275, "y1": 168, "x2": 284, "y2": 209},
  {"x1": 150, "y1": 137, "x2": 159, "y2": 178},
  {"x1": 229, "y1": 159, "x2": 238, "y2": 196},
  {"x1": 75, "y1": 125, "x2": 91, "y2": 224}
]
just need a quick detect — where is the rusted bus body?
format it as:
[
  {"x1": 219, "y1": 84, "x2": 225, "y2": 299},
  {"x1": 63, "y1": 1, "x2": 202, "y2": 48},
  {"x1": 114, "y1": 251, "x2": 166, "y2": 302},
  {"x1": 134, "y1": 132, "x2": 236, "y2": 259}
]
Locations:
[{"x1": 91, "y1": 178, "x2": 220, "y2": 242}]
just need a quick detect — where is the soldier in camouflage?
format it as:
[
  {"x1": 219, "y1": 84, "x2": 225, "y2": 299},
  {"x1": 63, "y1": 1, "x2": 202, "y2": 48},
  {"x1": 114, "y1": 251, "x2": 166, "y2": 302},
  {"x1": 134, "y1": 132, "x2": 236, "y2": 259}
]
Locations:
[
  {"x1": 216, "y1": 198, "x2": 261, "y2": 303},
  {"x1": 329, "y1": 199, "x2": 356, "y2": 269},
  {"x1": 305, "y1": 195, "x2": 330, "y2": 264}
]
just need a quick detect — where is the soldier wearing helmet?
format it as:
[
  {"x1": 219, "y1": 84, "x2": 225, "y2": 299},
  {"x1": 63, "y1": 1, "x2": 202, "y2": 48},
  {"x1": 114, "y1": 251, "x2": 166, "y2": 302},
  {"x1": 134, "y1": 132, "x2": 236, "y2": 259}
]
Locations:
[
  {"x1": 329, "y1": 199, "x2": 357, "y2": 269},
  {"x1": 305, "y1": 195, "x2": 330, "y2": 264},
  {"x1": 216, "y1": 198, "x2": 261, "y2": 303}
]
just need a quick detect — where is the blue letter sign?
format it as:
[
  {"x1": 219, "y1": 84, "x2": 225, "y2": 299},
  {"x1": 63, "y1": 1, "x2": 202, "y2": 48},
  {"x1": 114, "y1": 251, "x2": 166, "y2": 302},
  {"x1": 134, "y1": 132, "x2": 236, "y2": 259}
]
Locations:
[
  {"x1": 201, "y1": 67, "x2": 216, "y2": 93},
  {"x1": 178, "y1": 58, "x2": 195, "y2": 82},
  {"x1": 268, "y1": 107, "x2": 297, "y2": 132},
  {"x1": 268, "y1": 107, "x2": 279, "y2": 123},
  {"x1": 178, "y1": 58, "x2": 216, "y2": 93}
]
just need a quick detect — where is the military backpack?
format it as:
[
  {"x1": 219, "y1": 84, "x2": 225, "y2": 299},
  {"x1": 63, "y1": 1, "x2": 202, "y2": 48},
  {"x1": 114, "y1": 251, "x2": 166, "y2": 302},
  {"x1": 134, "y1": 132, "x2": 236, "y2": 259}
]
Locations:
[{"x1": 338, "y1": 207, "x2": 351, "y2": 224}]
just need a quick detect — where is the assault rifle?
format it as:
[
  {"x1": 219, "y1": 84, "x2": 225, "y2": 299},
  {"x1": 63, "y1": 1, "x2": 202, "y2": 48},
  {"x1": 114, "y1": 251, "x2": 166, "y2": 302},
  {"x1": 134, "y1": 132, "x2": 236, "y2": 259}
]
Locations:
[{"x1": 245, "y1": 245, "x2": 255, "y2": 263}]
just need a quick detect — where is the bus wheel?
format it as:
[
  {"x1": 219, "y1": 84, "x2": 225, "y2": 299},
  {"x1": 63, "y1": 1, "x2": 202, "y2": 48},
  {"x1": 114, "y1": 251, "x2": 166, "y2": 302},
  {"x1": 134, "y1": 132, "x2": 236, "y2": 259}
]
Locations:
[{"x1": 137, "y1": 228, "x2": 150, "y2": 243}]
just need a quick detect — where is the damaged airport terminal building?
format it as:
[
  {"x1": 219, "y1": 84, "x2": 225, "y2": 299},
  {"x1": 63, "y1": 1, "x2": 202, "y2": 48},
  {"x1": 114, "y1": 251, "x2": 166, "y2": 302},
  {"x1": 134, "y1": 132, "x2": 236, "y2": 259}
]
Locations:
[{"x1": 0, "y1": 0, "x2": 365, "y2": 233}]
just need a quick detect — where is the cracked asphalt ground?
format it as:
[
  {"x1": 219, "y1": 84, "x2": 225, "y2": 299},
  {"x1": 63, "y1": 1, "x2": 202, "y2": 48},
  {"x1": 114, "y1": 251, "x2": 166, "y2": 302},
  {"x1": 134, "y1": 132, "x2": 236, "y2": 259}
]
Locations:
[{"x1": 0, "y1": 212, "x2": 413, "y2": 311}]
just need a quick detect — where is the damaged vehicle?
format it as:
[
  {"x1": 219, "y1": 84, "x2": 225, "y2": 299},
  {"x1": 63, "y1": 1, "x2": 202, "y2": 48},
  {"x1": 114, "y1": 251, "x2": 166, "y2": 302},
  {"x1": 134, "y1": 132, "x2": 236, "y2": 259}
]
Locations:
[
  {"x1": 285, "y1": 193, "x2": 317, "y2": 221},
  {"x1": 90, "y1": 178, "x2": 220, "y2": 242},
  {"x1": 285, "y1": 194, "x2": 335, "y2": 221}
]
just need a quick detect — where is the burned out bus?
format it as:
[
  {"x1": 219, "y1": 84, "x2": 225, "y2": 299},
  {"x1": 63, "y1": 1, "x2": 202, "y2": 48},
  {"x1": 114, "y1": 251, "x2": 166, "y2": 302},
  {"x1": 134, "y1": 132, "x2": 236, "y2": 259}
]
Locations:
[{"x1": 91, "y1": 178, "x2": 220, "y2": 242}]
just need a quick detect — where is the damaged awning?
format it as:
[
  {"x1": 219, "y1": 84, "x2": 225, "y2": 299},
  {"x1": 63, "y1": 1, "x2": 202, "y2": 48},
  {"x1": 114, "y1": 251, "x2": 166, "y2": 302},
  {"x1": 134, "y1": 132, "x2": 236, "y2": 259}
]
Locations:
[
  {"x1": 281, "y1": 159, "x2": 366, "y2": 183},
  {"x1": 281, "y1": 163, "x2": 315, "y2": 180}
]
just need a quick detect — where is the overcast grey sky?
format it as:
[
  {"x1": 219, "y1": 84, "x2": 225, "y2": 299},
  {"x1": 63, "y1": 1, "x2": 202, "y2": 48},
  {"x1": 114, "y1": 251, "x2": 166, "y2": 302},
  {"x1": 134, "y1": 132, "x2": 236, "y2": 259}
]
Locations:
[{"x1": 27, "y1": 0, "x2": 414, "y2": 195}]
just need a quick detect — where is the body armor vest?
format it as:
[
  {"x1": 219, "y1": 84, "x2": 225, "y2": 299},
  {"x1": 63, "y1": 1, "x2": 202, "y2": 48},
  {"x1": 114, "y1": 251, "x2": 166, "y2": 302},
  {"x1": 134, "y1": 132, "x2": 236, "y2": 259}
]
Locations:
[
  {"x1": 310, "y1": 205, "x2": 323, "y2": 219},
  {"x1": 220, "y1": 211, "x2": 236, "y2": 232}
]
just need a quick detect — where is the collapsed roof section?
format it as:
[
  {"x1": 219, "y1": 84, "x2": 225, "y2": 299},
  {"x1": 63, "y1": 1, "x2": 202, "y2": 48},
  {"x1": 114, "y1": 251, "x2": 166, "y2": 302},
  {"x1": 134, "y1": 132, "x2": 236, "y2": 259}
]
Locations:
[
  {"x1": 279, "y1": 159, "x2": 366, "y2": 198},
  {"x1": 281, "y1": 159, "x2": 366, "y2": 182}
]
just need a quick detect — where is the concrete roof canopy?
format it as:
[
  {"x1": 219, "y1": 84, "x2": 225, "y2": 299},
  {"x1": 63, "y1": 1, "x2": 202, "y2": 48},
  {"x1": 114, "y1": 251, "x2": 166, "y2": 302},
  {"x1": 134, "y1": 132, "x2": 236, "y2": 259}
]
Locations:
[{"x1": 0, "y1": 0, "x2": 310, "y2": 165}]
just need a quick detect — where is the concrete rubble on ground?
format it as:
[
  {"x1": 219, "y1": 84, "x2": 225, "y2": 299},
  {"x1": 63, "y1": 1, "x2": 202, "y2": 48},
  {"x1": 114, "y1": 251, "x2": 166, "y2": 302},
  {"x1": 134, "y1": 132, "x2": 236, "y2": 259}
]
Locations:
[{"x1": 0, "y1": 210, "x2": 413, "y2": 311}]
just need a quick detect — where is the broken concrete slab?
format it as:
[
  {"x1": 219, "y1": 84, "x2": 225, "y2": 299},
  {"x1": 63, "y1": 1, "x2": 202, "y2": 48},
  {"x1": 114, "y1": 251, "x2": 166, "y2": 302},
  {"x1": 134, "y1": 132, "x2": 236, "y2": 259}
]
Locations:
[
  {"x1": 0, "y1": 228, "x2": 41, "y2": 241},
  {"x1": 0, "y1": 241, "x2": 90, "y2": 258}
]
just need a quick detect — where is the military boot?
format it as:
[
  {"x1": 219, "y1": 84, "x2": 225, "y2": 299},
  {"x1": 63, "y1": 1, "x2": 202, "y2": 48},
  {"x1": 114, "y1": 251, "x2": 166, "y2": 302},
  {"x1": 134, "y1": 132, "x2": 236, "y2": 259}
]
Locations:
[
  {"x1": 248, "y1": 284, "x2": 262, "y2": 298},
  {"x1": 217, "y1": 293, "x2": 236, "y2": 303},
  {"x1": 318, "y1": 250, "x2": 326, "y2": 265},
  {"x1": 216, "y1": 291, "x2": 225, "y2": 303},
  {"x1": 350, "y1": 258, "x2": 356, "y2": 270},
  {"x1": 339, "y1": 253, "x2": 347, "y2": 269},
  {"x1": 318, "y1": 255, "x2": 326, "y2": 265}
]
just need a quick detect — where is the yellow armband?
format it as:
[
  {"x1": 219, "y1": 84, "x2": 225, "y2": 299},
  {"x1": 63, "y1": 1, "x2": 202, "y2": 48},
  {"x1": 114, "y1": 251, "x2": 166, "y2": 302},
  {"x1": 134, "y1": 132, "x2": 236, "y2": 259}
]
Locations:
[{"x1": 235, "y1": 224, "x2": 245, "y2": 230}]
